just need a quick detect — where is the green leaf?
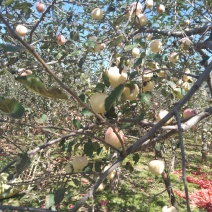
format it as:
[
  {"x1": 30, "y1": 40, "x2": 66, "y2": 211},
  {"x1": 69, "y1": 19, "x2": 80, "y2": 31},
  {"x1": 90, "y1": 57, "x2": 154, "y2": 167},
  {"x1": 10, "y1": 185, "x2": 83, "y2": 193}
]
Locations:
[
  {"x1": 79, "y1": 93, "x2": 86, "y2": 102},
  {"x1": 3, "y1": 0, "x2": 14, "y2": 5},
  {"x1": 94, "y1": 83, "x2": 105, "y2": 92},
  {"x1": 133, "y1": 153, "x2": 140, "y2": 165},
  {"x1": 172, "y1": 88, "x2": 184, "y2": 99},
  {"x1": 0, "y1": 0, "x2": 3, "y2": 5},
  {"x1": 139, "y1": 93, "x2": 152, "y2": 105},
  {"x1": 84, "y1": 141, "x2": 94, "y2": 157},
  {"x1": 129, "y1": 71, "x2": 138, "y2": 80},
  {"x1": 0, "y1": 98, "x2": 25, "y2": 119},
  {"x1": 13, "y1": 2, "x2": 32, "y2": 9},
  {"x1": 0, "y1": 43, "x2": 25, "y2": 52},
  {"x1": 167, "y1": 81, "x2": 177, "y2": 89},
  {"x1": 81, "y1": 108, "x2": 93, "y2": 116},
  {"x1": 73, "y1": 118, "x2": 82, "y2": 129},
  {"x1": 109, "y1": 35, "x2": 125, "y2": 47},
  {"x1": 40, "y1": 114, "x2": 48, "y2": 122},
  {"x1": 45, "y1": 194, "x2": 55, "y2": 209},
  {"x1": 153, "y1": 54, "x2": 163, "y2": 64},
  {"x1": 105, "y1": 106, "x2": 117, "y2": 119},
  {"x1": 94, "y1": 161, "x2": 102, "y2": 172},
  {"x1": 102, "y1": 72, "x2": 110, "y2": 87},
  {"x1": 120, "y1": 123, "x2": 132, "y2": 129},
  {"x1": 134, "y1": 57, "x2": 143, "y2": 67},
  {"x1": 54, "y1": 187, "x2": 65, "y2": 205},
  {"x1": 105, "y1": 84, "x2": 124, "y2": 111},
  {"x1": 125, "y1": 162, "x2": 134, "y2": 173},
  {"x1": 155, "y1": 143, "x2": 162, "y2": 151},
  {"x1": 124, "y1": 44, "x2": 139, "y2": 51},
  {"x1": 15, "y1": 75, "x2": 68, "y2": 99}
]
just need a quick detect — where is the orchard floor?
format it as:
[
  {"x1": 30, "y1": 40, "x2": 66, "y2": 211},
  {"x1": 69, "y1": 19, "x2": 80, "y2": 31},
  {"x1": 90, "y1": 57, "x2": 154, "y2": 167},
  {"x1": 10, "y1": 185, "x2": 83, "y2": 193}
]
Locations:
[{"x1": 0, "y1": 138, "x2": 211, "y2": 212}]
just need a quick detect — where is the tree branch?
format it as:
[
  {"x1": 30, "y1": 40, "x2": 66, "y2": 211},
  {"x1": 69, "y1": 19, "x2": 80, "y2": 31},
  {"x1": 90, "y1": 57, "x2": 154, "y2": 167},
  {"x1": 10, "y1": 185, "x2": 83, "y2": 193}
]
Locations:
[{"x1": 0, "y1": 205, "x2": 53, "y2": 212}]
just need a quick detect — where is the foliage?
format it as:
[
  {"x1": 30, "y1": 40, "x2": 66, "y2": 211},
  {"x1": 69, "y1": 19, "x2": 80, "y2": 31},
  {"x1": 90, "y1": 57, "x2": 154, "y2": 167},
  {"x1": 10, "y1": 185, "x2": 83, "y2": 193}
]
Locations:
[{"x1": 0, "y1": 0, "x2": 211, "y2": 211}]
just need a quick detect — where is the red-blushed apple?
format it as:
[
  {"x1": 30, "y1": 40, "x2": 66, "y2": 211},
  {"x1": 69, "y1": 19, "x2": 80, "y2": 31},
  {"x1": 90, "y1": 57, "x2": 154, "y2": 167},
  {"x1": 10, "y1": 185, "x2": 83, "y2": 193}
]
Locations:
[
  {"x1": 16, "y1": 25, "x2": 28, "y2": 37},
  {"x1": 148, "y1": 160, "x2": 165, "y2": 175},
  {"x1": 20, "y1": 70, "x2": 33, "y2": 76},
  {"x1": 106, "y1": 66, "x2": 128, "y2": 88},
  {"x1": 150, "y1": 40, "x2": 162, "y2": 52},
  {"x1": 56, "y1": 34, "x2": 66, "y2": 45},
  {"x1": 136, "y1": 13, "x2": 148, "y2": 26},
  {"x1": 132, "y1": 47, "x2": 140, "y2": 57},
  {"x1": 91, "y1": 8, "x2": 103, "y2": 20},
  {"x1": 72, "y1": 156, "x2": 88, "y2": 172},
  {"x1": 89, "y1": 93, "x2": 108, "y2": 114},
  {"x1": 36, "y1": 2, "x2": 45, "y2": 13},
  {"x1": 157, "y1": 4, "x2": 165, "y2": 14},
  {"x1": 105, "y1": 127, "x2": 125, "y2": 148},
  {"x1": 182, "y1": 108, "x2": 197, "y2": 119}
]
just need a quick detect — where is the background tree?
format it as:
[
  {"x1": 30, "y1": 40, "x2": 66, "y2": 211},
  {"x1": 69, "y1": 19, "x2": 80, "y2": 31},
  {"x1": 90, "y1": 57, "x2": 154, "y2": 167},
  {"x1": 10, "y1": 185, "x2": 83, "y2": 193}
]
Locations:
[{"x1": 0, "y1": 0, "x2": 211, "y2": 211}]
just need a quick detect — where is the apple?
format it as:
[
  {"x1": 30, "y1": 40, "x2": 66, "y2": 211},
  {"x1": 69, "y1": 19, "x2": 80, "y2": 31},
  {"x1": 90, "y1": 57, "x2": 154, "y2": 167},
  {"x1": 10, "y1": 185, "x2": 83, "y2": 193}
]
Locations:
[
  {"x1": 146, "y1": 33, "x2": 153, "y2": 40},
  {"x1": 16, "y1": 25, "x2": 28, "y2": 37},
  {"x1": 158, "y1": 70, "x2": 167, "y2": 78},
  {"x1": 136, "y1": 14, "x2": 148, "y2": 26},
  {"x1": 91, "y1": 8, "x2": 103, "y2": 20},
  {"x1": 181, "y1": 81, "x2": 190, "y2": 91},
  {"x1": 182, "y1": 68, "x2": 192, "y2": 82},
  {"x1": 142, "y1": 69, "x2": 153, "y2": 81},
  {"x1": 148, "y1": 160, "x2": 165, "y2": 175},
  {"x1": 89, "y1": 93, "x2": 108, "y2": 114},
  {"x1": 162, "y1": 206, "x2": 178, "y2": 212},
  {"x1": 88, "y1": 36, "x2": 97, "y2": 41},
  {"x1": 90, "y1": 43, "x2": 102, "y2": 52},
  {"x1": 157, "y1": 4, "x2": 165, "y2": 14},
  {"x1": 100, "y1": 43, "x2": 106, "y2": 50},
  {"x1": 183, "y1": 108, "x2": 197, "y2": 119},
  {"x1": 20, "y1": 70, "x2": 33, "y2": 76},
  {"x1": 103, "y1": 165, "x2": 116, "y2": 180},
  {"x1": 65, "y1": 163, "x2": 72, "y2": 173},
  {"x1": 185, "y1": 20, "x2": 190, "y2": 25},
  {"x1": 56, "y1": 34, "x2": 66, "y2": 45},
  {"x1": 169, "y1": 52, "x2": 179, "y2": 63},
  {"x1": 142, "y1": 80, "x2": 155, "y2": 92},
  {"x1": 180, "y1": 37, "x2": 192, "y2": 50},
  {"x1": 106, "y1": 66, "x2": 128, "y2": 88},
  {"x1": 36, "y1": 2, "x2": 45, "y2": 13},
  {"x1": 150, "y1": 40, "x2": 162, "y2": 52},
  {"x1": 176, "y1": 78, "x2": 183, "y2": 86},
  {"x1": 130, "y1": 2, "x2": 143, "y2": 16},
  {"x1": 156, "y1": 110, "x2": 172, "y2": 125},
  {"x1": 123, "y1": 84, "x2": 139, "y2": 101},
  {"x1": 97, "y1": 183, "x2": 105, "y2": 191},
  {"x1": 132, "y1": 47, "x2": 140, "y2": 57},
  {"x1": 146, "y1": 0, "x2": 153, "y2": 8},
  {"x1": 105, "y1": 127, "x2": 125, "y2": 148},
  {"x1": 75, "y1": 116, "x2": 81, "y2": 121},
  {"x1": 72, "y1": 156, "x2": 88, "y2": 172},
  {"x1": 170, "y1": 77, "x2": 177, "y2": 82}
]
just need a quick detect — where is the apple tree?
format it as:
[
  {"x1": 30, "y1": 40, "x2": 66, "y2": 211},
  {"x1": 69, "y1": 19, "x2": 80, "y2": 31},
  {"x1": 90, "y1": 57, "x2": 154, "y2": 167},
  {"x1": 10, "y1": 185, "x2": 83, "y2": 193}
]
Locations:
[{"x1": 0, "y1": 0, "x2": 211, "y2": 211}]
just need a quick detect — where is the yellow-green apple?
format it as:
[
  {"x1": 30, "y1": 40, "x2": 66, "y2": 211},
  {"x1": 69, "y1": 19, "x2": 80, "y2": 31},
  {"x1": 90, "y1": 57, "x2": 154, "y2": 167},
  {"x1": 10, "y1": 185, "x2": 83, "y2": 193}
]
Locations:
[
  {"x1": 132, "y1": 47, "x2": 140, "y2": 57},
  {"x1": 91, "y1": 8, "x2": 103, "y2": 20},
  {"x1": 65, "y1": 163, "x2": 72, "y2": 173},
  {"x1": 146, "y1": 33, "x2": 153, "y2": 40},
  {"x1": 36, "y1": 2, "x2": 45, "y2": 13},
  {"x1": 105, "y1": 127, "x2": 125, "y2": 148},
  {"x1": 148, "y1": 160, "x2": 165, "y2": 175},
  {"x1": 16, "y1": 25, "x2": 28, "y2": 37},
  {"x1": 176, "y1": 78, "x2": 183, "y2": 86},
  {"x1": 181, "y1": 81, "x2": 190, "y2": 91},
  {"x1": 142, "y1": 69, "x2": 153, "y2": 81},
  {"x1": 100, "y1": 43, "x2": 106, "y2": 50},
  {"x1": 182, "y1": 68, "x2": 192, "y2": 82},
  {"x1": 169, "y1": 52, "x2": 179, "y2": 63},
  {"x1": 123, "y1": 84, "x2": 139, "y2": 100},
  {"x1": 146, "y1": 0, "x2": 154, "y2": 8},
  {"x1": 185, "y1": 20, "x2": 190, "y2": 25},
  {"x1": 150, "y1": 40, "x2": 162, "y2": 52},
  {"x1": 180, "y1": 37, "x2": 192, "y2": 50},
  {"x1": 97, "y1": 183, "x2": 105, "y2": 191},
  {"x1": 156, "y1": 110, "x2": 172, "y2": 125},
  {"x1": 162, "y1": 206, "x2": 178, "y2": 212},
  {"x1": 158, "y1": 70, "x2": 167, "y2": 78},
  {"x1": 130, "y1": 2, "x2": 143, "y2": 16},
  {"x1": 89, "y1": 93, "x2": 108, "y2": 114},
  {"x1": 72, "y1": 156, "x2": 88, "y2": 172},
  {"x1": 157, "y1": 4, "x2": 165, "y2": 14},
  {"x1": 106, "y1": 66, "x2": 128, "y2": 88},
  {"x1": 103, "y1": 165, "x2": 116, "y2": 180},
  {"x1": 136, "y1": 14, "x2": 148, "y2": 26},
  {"x1": 142, "y1": 80, "x2": 155, "y2": 92}
]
